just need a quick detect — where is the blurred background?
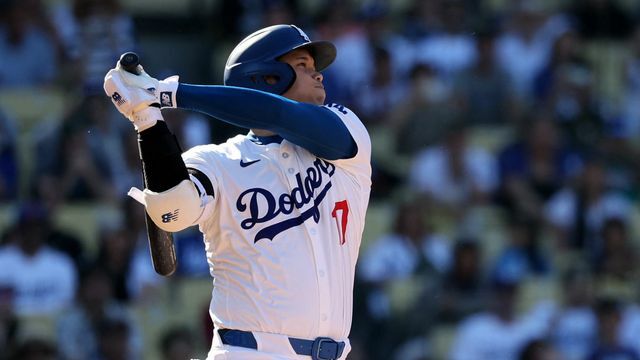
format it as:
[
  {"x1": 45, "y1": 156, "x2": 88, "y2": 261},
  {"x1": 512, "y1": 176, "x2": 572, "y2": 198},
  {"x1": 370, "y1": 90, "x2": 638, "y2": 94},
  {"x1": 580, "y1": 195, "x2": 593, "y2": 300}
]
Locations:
[{"x1": 1, "y1": 0, "x2": 640, "y2": 359}]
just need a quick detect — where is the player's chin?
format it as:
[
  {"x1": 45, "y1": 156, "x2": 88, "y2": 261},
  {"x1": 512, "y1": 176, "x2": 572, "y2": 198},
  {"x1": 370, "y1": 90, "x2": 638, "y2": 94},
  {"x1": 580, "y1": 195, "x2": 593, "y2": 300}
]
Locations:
[{"x1": 313, "y1": 88, "x2": 326, "y2": 105}]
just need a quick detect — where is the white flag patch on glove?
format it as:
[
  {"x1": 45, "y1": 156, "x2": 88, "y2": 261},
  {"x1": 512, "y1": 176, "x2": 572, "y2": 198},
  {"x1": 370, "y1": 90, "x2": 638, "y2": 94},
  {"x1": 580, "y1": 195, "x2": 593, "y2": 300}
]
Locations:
[{"x1": 104, "y1": 69, "x2": 157, "y2": 117}]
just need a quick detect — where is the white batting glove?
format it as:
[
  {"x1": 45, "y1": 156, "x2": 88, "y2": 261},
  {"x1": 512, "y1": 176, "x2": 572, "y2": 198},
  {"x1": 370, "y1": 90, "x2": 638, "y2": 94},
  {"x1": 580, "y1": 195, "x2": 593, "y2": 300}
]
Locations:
[
  {"x1": 130, "y1": 107, "x2": 163, "y2": 132},
  {"x1": 114, "y1": 62, "x2": 180, "y2": 109},
  {"x1": 104, "y1": 69, "x2": 163, "y2": 132}
]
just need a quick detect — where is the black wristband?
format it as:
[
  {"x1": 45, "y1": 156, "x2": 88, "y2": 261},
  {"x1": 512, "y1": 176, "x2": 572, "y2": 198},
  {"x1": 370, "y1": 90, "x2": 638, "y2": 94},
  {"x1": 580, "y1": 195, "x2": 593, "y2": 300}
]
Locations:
[{"x1": 138, "y1": 122, "x2": 189, "y2": 192}]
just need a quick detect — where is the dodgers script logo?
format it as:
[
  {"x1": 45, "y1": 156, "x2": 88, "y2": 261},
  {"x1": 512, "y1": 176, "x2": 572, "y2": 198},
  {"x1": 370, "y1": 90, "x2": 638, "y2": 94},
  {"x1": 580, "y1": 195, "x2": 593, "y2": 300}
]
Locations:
[{"x1": 236, "y1": 158, "x2": 335, "y2": 242}]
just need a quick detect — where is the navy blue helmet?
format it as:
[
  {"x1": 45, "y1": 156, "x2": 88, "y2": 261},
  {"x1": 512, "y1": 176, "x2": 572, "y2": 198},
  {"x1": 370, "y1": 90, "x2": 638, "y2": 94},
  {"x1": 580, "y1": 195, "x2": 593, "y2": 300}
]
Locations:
[{"x1": 224, "y1": 24, "x2": 337, "y2": 95}]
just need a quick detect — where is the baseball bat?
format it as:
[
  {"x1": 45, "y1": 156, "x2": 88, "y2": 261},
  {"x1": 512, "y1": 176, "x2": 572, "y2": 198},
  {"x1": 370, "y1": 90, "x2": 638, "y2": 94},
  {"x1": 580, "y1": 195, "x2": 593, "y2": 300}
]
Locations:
[{"x1": 119, "y1": 52, "x2": 177, "y2": 277}]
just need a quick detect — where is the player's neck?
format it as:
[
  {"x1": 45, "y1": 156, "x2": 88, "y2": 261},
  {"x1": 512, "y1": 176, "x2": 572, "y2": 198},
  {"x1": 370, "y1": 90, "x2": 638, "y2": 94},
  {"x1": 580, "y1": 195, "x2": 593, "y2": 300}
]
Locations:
[{"x1": 251, "y1": 129, "x2": 277, "y2": 137}]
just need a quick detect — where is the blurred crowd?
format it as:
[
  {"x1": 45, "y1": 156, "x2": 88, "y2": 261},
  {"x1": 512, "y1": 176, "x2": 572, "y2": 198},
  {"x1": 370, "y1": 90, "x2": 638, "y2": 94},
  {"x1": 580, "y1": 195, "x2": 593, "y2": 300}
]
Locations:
[{"x1": 1, "y1": 0, "x2": 640, "y2": 359}]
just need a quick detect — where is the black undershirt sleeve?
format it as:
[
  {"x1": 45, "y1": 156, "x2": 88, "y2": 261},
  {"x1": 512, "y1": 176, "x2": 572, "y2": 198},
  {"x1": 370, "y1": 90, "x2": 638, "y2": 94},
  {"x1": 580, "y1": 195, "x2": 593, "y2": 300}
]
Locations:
[
  {"x1": 188, "y1": 168, "x2": 214, "y2": 198},
  {"x1": 137, "y1": 121, "x2": 189, "y2": 192}
]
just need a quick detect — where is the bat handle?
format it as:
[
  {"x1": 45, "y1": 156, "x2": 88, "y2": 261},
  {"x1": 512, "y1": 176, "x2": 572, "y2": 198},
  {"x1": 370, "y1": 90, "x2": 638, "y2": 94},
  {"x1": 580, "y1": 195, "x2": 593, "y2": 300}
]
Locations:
[{"x1": 119, "y1": 52, "x2": 141, "y2": 75}]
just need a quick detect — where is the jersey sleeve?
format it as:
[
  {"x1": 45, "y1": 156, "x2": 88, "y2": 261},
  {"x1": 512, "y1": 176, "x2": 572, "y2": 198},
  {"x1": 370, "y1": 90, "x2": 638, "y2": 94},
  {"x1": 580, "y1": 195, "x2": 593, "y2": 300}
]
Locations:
[
  {"x1": 181, "y1": 144, "x2": 222, "y2": 219},
  {"x1": 321, "y1": 103, "x2": 372, "y2": 186}
]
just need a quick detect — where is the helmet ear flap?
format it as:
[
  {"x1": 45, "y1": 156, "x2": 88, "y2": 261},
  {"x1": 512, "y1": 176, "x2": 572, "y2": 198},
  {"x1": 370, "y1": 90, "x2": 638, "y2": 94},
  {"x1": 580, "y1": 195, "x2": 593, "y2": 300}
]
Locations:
[{"x1": 226, "y1": 61, "x2": 296, "y2": 95}]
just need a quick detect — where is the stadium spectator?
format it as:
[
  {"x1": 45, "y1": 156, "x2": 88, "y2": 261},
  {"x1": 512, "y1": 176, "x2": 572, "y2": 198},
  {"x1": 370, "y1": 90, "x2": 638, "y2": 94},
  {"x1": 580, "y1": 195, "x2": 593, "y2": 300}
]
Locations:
[
  {"x1": 0, "y1": 0, "x2": 57, "y2": 87},
  {"x1": 550, "y1": 269, "x2": 597, "y2": 360},
  {"x1": 390, "y1": 63, "x2": 457, "y2": 155},
  {"x1": 569, "y1": 0, "x2": 634, "y2": 40},
  {"x1": 414, "y1": 0, "x2": 477, "y2": 77},
  {"x1": 494, "y1": 2, "x2": 569, "y2": 100},
  {"x1": 497, "y1": 115, "x2": 582, "y2": 221},
  {"x1": 491, "y1": 216, "x2": 551, "y2": 284},
  {"x1": 409, "y1": 123, "x2": 498, "y2": 214},
  {"x1": 69, "y1": 0, "x2": 135, "y2": 91},
  {"x1": 544, "y1": 158, "x2": 631, "y2": 253},
  {"x1": 0, "y1": 203, "x2": 76, "y2": 316},
  {"x1": 358, "y1": 199, "x2": 450, "y2": 319},
  {"x1": 518, "y1": 339, "x2": 562, "y2": 360},
  {"x1": 450, "y1": 278, "x2": 556, "y2": 360},
  {"x1": 353, "y1": 46, "x2": 408, "y2": 127},
  {"x1": 56, "y1": 264, "x2": 141, "y2": 360},
  {"x1": 453, "y1": 29, "x2": 514, "y2": 126},
  {"x1": 0, "y1": 109, "x2": 18, "y2": 201},
  {"x1": 159, "y1": 326, "x2": 197, "y2": 360},
  {"x1": 434, "y1": 240, "x2": 486, "y2": 324},
  {"x1": 586, "y1": 298, "x2": 640, "y2": 360},
  {"x1": 592, "y1": 218, "x2": 639, "y2": 302}
]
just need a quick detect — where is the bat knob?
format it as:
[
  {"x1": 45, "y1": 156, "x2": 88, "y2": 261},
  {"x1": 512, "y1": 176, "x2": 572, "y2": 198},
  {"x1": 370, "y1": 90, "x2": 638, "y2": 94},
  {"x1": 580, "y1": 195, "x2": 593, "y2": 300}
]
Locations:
[{"x1": 119, "y1": 52, "x2": 140, "y2": 74}]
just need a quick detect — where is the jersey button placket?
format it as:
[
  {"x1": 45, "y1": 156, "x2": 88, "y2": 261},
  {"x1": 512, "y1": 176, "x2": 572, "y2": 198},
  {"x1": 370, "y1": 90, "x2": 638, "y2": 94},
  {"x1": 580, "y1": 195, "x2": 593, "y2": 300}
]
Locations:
[
  {"x1": 280, "y1": 148, "x2": 296, "y2": 184},
  {"x1": 312, "y1": 233, "x2": 332, "y2": 334}
]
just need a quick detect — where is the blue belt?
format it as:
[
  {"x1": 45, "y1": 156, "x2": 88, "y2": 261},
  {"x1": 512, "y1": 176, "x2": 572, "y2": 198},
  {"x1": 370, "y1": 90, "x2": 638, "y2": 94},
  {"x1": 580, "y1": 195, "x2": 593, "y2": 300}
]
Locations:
[{"x1": 217, "y1": 329, "x2": 345, "y2": 360}]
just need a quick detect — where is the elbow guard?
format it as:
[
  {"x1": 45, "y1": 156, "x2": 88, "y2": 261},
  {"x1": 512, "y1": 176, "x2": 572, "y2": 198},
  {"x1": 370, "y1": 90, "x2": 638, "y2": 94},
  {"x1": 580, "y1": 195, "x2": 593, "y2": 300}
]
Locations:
[{"x1": 133, "y1": 179, "x2": 203, "y2": 232}]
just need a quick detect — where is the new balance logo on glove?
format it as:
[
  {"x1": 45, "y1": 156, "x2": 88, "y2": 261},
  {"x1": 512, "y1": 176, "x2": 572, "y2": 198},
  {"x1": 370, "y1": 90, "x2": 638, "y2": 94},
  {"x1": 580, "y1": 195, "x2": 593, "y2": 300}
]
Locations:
[
  {"x1": 161, "y1": 209, "x2": 180, "y2": 223},
  {"x1": 111, "y1": 92, "x2": 126, "y2": 105}
]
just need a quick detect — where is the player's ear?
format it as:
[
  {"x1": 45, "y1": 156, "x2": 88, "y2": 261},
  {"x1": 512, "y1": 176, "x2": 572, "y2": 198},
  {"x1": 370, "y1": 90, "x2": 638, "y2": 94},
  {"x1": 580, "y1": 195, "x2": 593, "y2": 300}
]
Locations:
[{"x1": 262, "y1": 75, "x2": 279, "y2": 85}]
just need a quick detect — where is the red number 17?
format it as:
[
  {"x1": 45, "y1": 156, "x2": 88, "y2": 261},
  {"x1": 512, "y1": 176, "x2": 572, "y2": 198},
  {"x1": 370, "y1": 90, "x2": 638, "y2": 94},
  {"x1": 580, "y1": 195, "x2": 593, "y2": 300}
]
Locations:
[{"x1": 331, "y1": 200, "x2": 349, "y2": 245}]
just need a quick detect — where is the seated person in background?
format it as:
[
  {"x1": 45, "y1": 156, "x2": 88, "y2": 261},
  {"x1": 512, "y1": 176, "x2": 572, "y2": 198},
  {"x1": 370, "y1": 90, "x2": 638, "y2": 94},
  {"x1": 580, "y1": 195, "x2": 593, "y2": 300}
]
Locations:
[
  {"x1": 434, "y1": 240, "x2": 487, "y2": 324},
  {"x1": 357, "y1": 199, "x2": 450, "y2": 357},
  {"x1": 352, "y1": 46, "x2": 407, "y2": 128},
  {"x1": 587, "y1": 298, "x2": 640, "y2": 360},
  {"x1": 492, "y1": 215, "x2": 551, "y2": 284},
  {"x1": 453, "y1": 29, "x2": 513, "y2": 126},
  {"x1": 550, "y1": 269, "x2": 597, "y2": 360},
  {"x1": 544, "y1": 158, "x2": 631, "y2": 254},
  {"x1": 389, "y1": 63, "x2": 457, "y2": 156},
  {"x1": 450, "y1": 276, "x2": 556, "y2": 360},
  {"x1": 497, "y1": 114, "x2": 582, "y2": 222},
  {"x1": 57, "y1": 264, "x2": 141, "y2": 360},
  {"x1": 592, "y1": 218, "x2": 639, "y2": 302},
  {"x1": 359, "y1": 199, "x2": 451, "y2": 287},
  {"x1": 409, "y1": 123, "x2": 497, "y2": 218},
  {"x1": 37, "y1": 121, "x2": 116, "y2": 204},
  {"x1": 518, "y1": 339, "x2": 562, "y2": 360},
  {"x1": 0, "y1": 203, "x2": 77, "y2": 316},
  {"x1": 0, "y1": 0, "x2": 57, "y2": 87},
  {"x1": 159, "y1": 326, "x2": 197, "y2": 360},
  {"x1": 0, "y1": 109, "x2": 17, "y2": 201}
]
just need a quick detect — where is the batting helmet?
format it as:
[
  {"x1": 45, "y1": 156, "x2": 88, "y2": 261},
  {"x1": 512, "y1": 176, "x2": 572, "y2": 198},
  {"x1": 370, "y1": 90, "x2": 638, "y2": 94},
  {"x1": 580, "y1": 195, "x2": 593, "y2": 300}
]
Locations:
[{"x1": 224, "y1": 24, "x2": 337, "y2": 95}]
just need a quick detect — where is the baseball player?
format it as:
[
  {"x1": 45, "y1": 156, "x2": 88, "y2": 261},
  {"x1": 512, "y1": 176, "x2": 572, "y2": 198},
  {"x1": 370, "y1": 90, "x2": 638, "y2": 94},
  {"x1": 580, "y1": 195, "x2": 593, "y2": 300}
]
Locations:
[{"x1": 103, "y1": 24, "x2": 371, "y2": 360}]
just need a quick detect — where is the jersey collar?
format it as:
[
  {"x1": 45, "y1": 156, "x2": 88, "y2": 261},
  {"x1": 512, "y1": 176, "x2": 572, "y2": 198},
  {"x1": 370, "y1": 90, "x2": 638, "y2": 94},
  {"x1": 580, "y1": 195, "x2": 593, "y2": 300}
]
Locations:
[{"x1": 247, "y1": 131, "x2": 284, "y2": 145}]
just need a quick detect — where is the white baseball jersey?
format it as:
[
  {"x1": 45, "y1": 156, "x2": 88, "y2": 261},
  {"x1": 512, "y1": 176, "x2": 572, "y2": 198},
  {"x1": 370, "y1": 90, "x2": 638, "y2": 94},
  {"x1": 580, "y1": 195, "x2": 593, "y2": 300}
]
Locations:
[{"x1": 182, "y1": 103, "x2": 371, "y2": 342}]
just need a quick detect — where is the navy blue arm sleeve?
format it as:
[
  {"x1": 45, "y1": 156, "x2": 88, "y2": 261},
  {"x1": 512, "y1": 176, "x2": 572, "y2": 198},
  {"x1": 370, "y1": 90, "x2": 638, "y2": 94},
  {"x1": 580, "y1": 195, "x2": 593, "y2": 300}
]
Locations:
[{"x1": 176, "y1": 84, "x2": 357, "y2": 160}]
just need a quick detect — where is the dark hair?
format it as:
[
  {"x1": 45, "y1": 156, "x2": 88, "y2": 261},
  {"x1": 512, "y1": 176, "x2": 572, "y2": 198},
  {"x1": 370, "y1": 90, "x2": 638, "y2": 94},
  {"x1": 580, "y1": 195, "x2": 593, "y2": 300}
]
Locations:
[
  {"x1": 594, "y1": 297, "x2": 621, "y2": 318},
  {"x1": 453, "y1": 240, "x2": 479, "y2": 258},
  {"x1": 159, "y1": 326, "x2": 194, "y2": 354},
  {"x1": 10, "y1": 338, "x2": 57, "y2": 359},
  {"x1": 97, "y1": 317, "x2": 129, "y2": 337},
  {"x1": 73, "y1": 0, "x2": 122, "y2": 19},
  {"x1": 518, "y1": 339, "x2": 550, "y2": 360},
  {"x1": 601, "y1": 217, "x2": 627, "y2": 237}
]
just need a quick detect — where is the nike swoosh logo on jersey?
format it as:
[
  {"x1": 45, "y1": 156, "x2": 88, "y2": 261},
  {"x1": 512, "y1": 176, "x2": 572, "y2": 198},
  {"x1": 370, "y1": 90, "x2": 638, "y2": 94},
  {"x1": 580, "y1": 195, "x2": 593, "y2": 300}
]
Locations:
[{"x1": 240, "y1": 159, "x2": 261, "y2": 167}]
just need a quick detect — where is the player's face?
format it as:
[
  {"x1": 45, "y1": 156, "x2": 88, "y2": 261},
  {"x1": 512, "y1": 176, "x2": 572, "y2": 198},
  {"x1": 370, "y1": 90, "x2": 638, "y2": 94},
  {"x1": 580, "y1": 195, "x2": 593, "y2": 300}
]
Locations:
[{"x1": 280, "y1": 49, "x2": 326, "y2": 105}]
